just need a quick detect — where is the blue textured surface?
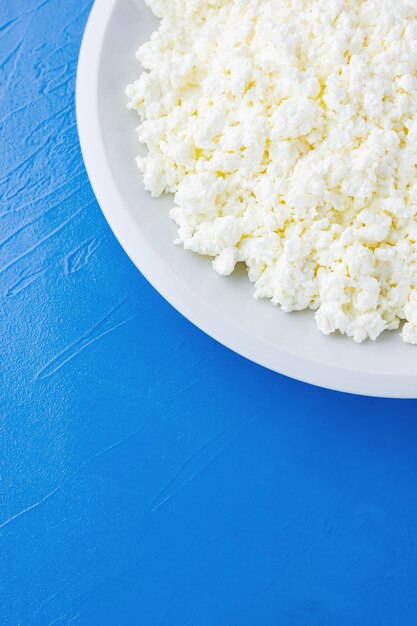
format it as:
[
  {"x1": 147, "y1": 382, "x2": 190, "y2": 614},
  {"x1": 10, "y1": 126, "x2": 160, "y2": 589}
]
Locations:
[{"x1": 2, "y1": 2, "x2": 417, "y2": 624}]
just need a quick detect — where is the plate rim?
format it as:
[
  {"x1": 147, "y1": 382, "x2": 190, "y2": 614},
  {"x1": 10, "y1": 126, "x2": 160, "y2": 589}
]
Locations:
[{"x1": 76, "y1": 0, "x2": 417, "y2": 399}]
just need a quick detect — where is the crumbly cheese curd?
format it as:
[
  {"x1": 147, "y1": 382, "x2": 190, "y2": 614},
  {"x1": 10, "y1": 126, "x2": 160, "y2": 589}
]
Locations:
[{"x1": 127, "y1": 0, "x2": 417, "y2": 344}]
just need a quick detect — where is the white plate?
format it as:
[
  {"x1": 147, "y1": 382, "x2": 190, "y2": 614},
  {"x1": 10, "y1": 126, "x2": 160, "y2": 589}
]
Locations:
[{"x1": 76, "y1": 0, "x2": 417, "y2": 398}]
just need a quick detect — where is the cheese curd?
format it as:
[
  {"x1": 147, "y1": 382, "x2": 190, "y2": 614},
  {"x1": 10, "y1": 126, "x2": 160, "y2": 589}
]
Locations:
[{"x1": 127, "y1": 0, "x2": 417, "y2": 343}]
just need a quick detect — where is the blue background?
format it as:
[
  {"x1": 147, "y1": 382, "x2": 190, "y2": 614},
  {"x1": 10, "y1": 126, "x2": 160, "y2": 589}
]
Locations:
[{"x1": 2, "y1": 1, "x2": 417, "y2": 624}]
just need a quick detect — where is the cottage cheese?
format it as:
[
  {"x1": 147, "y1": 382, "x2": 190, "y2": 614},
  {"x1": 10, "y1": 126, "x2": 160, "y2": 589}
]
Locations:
[{"x1": 126, "y1": 0, "x2": 417, "y2": 343}]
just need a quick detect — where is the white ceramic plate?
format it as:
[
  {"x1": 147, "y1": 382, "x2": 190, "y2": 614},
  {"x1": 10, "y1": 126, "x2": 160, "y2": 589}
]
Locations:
[{"x1": 76, "y1": 0, "x2": 417, "y2": 398}]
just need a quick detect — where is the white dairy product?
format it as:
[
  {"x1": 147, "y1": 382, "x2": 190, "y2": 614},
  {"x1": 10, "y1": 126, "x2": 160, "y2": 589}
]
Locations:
[{"x1": 126, "y1": 0, "x2": 417, "y2": 343}]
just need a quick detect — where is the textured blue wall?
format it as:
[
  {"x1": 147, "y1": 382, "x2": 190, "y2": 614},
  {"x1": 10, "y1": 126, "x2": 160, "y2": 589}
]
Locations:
[{"x1": 2, "y1": 2, "x2": 417, "y2": 624}]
